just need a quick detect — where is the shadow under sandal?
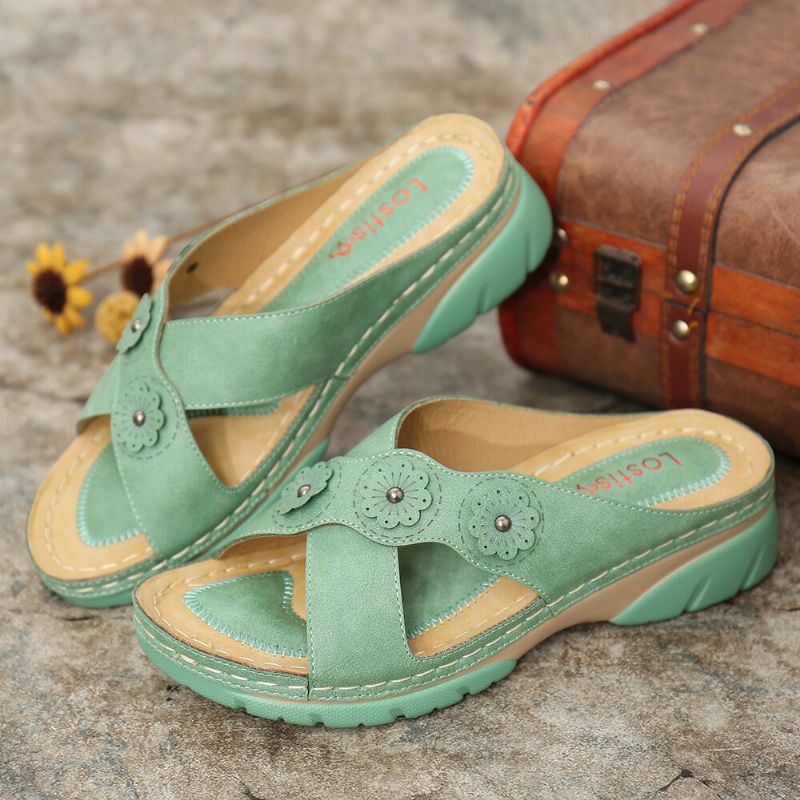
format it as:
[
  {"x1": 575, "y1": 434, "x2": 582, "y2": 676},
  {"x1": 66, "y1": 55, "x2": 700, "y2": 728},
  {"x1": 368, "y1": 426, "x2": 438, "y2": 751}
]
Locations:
[
  {"x1": 27, "y1": 114, "x2": 552, "y2": 607},
  {"x1": 133, "y1": 397, "x2": 778, "y2": 727}
]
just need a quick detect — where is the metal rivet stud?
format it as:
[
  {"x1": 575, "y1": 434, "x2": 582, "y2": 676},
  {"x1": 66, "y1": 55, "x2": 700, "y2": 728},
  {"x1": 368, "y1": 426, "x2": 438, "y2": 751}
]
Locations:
[
  {"x1": 554, "y1": 227, "x2": 569, "y2": 248},
  {"x1": 131, "y1": 318, "x2": 143, "y2": 332},
  {"x1": 132, "y1": 410, "x2": 146, "y2": 427},
  {"x1": 592, "y1": 79, "x2": 612, "y2": 91},
  {"x1": 733, "y1": 123, "x2": 754, "y2": 137},
  {"x1": 549, "y1": 271, "x2": 570, "y2": 293},
  {"x1": 671, "y1": 319, "x2": 691, "y2": 341},
  {"x1": 297, "y1": 484, "x2": 311, "y2": 498},
  {"x1": 691, "y1": 22, "x2": 709, "y2": 36},
  {"x1": 494, "y1": 515, "x2": 512, "y2": 533},
  {"x1": 386, "y1": 487, "x2": 404, "y2": 504},
  {"x1": 676, "y1": 269, "x2": 699, "y2": 294}
]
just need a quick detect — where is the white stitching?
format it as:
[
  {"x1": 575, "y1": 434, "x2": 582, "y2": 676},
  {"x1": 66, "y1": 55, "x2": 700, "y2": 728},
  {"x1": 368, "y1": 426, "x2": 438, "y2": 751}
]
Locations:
[
  {"x1": 533, "y1": 427, "x2": 751, "y2": 478},
  {"x1": 43, "y1": 429, "x2": 152, "y2": 572},
  {"x1": 545, "y1": 490, "x2": 771, "y2": 607},
  {"x1": 236, "y1": 133, "x2": 492, "y2": 310},
  {"x1": 135, "y1": 619, "x2": 307, "y2": 691},
  {"x1": 142, "y1": 489, "x2": 771, "y2": 693},
  {"x1": 149, "y1": 551, "x2": 306, "y2": 666}
]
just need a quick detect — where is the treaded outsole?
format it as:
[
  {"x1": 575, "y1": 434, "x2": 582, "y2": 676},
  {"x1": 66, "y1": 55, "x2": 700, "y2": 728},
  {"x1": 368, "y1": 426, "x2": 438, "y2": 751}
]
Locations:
[
  {"x1": 413, "y1": 160, "x2": 552, "y2": 353},
  {"x1": 612, "y1": 502, "x2": 779, "y2": 625},
  {"x1": 134, "y1": 609, "x2": 516, "y2": 728}
]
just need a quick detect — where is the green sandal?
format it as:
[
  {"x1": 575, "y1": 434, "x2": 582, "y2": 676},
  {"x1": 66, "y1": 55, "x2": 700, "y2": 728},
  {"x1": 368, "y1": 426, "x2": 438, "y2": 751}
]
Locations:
[
  {"x1": 133, "y1": 397, "x2": 777, "y2": 727},
  {"x1": 27, "y1": 114, "x2": 552, "y2": 607}
]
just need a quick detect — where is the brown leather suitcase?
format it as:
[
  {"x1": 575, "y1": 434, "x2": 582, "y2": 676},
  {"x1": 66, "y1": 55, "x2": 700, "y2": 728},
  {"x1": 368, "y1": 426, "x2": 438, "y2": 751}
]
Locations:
[{"x1": 500, "y1": 0, "x2": 800, "y2": 455}]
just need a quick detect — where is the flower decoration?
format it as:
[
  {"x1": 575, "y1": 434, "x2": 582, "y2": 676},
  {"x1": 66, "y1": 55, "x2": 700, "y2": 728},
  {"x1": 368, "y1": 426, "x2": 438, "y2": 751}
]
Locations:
[
  {"x1": 357, "y1": 456, "x2": 432, "y2": 529},
  {"x1": 275, "y1": 462, "x2": 333, "y2": 515},
  {"x1": 114, "y1": 379, "x2": 165, "y2": 453},
  {"x1": 463, "y1": 482, "x2": 540, "y2": 561},
  {"x1": 121, "y1": 230, "x2": 170, "y2": 296},
  {"x1": 27, "y1": 242, "x2": 94, "y2": 334},
  {"x1": 117, "y1": 293, "x2": 153, "y2": 354},
  {"x1": 95, "y1": 290, "x2": 141, "y2": 345}
]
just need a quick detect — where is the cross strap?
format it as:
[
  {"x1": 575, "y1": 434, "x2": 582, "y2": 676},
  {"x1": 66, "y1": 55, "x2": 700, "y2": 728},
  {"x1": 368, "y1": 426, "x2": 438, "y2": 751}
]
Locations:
[
  {"x1": 233, "y1": 447, "x2": 775, "y2": 604},
  {"x1": 79, "y1": 228, "x2": 482, "y2": 422}
]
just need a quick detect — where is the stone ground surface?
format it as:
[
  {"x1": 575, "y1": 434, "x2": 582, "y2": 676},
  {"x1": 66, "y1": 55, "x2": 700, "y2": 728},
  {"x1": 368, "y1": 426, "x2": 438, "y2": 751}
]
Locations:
[{"x1": 1, "y1": 1, "x2": 798, "y2": 798}]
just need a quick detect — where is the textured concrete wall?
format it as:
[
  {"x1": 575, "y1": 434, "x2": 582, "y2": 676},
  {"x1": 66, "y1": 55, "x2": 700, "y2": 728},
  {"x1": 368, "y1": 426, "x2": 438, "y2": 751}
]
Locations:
[{"x1": 2, "y1": 2, "x2": 799, "y2": 798}]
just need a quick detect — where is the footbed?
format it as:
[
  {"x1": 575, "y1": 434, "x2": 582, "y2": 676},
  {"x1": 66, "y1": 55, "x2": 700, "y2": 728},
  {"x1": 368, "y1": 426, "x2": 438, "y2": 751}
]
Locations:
[
  {"x1": 28, "y1": 115, "x2": 507, "y2": 581},
  {"x1": 135, "y1": 406, "x2": 772, "y2": 674}
]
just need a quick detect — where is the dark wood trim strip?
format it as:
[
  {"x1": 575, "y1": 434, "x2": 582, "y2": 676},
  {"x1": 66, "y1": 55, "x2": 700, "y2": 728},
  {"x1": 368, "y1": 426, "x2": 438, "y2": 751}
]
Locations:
[{"x1": 662, "y1": 77, "x2": 800, "y2": 407}]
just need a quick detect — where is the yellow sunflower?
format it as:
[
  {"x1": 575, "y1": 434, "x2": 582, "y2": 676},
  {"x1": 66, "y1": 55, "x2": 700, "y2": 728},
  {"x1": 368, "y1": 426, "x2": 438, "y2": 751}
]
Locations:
[
  {"x1": 27, "y1": 242, "x2": 94, "y2": 334},
  {"x1": 121, "y1": 230, "x2": 170, "y2": 296}
]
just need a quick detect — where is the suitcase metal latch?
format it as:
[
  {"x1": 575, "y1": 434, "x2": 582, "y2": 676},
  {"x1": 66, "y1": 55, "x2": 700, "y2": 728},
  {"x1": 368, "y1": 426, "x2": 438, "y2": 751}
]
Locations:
[{"x1": 593, "y1": 245, "x2": 641, "y2": 341}]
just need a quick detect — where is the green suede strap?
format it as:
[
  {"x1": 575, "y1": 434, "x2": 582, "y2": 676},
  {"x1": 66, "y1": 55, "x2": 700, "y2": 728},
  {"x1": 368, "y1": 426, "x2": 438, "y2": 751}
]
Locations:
[
  {"x1": 79, "y1": 358, "x2": 119, "y2": 428},
  {"x1": 79, "y1": 161, "x2": 517, "y2": 425},
  {"x1": 108, "y1": 291, "x2": 257, "y2": 557},
  {"x1": 305, "y1": 524, "x2": 416, "y2": 691},
  {"x1": 236, "y1": 448, "x2": 775, "y2": 605}
]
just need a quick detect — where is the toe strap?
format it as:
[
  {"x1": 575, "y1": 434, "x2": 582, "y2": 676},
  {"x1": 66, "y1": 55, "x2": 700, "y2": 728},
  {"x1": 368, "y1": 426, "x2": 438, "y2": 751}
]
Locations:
[
  {"x1": 305, "y1": 523, "x2": 416, "y2": 692},
  {"x1": 99, "y1": 291, "x2": 258, "y2": 558}
]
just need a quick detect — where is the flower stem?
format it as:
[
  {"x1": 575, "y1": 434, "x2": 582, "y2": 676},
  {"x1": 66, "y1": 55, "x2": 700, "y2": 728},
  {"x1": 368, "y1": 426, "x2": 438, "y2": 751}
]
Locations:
[{"x1": 82, "y1": 202, "x2": 258, "y2": 282}]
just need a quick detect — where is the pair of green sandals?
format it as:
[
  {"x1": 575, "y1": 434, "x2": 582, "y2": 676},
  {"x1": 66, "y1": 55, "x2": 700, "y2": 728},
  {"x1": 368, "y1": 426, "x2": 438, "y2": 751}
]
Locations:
[{"x1": 28, "y1": 114, "x2": 778, "y2": 728}]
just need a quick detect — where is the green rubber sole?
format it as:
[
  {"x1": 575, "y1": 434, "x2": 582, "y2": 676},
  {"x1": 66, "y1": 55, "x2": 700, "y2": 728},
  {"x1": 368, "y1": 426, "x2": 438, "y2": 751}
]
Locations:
[
  {"x1": 613, "y1": 502, "x2": 779, "y2": 625},
  {"x1": 413, "y1": 161, "x2": 552, "y2": 353},
  {"x1": 37, "y1": 577, "x2": 138, "y2": 609},
  {"x1": 134, "y1": 608, "x2": 515, "y2": 728},
  {"x1": 133, "y1": 504, "x2": 778, "y2": 727}
]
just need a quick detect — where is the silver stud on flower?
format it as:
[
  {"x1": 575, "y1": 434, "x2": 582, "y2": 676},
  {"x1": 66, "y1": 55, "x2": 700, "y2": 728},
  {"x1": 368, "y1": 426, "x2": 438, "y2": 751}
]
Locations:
[
  {"x1": 275, "y1": 462, "x2": 333, "y2": 515},
  {"x1": 117, "y1": 293, "x2": 152, "y2": 353},
  {"x1": 357, "y1": 456, "x2": 432, "y2": 529},
  {"x1": 114, "y1": 378, "x2": 165, "y2": 453},
  {"x1": 386, "y1": 487, "x2": 404, "y2": 504},
  {"x1": 462, "y1": 481, "x2": 541, "y2": 561},
  {"x1": 494, "y1": 514, "x2": 512, "y2": 533}
]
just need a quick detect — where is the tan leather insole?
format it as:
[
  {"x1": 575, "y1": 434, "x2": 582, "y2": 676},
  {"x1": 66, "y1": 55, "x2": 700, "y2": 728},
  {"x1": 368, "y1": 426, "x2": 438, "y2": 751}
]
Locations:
[
  {"x1": 135, "y1": 408, "x2": 772, "y2": 675},
  {"x1": 30, "y1": 115, "x2": 506, "y2": 579}
]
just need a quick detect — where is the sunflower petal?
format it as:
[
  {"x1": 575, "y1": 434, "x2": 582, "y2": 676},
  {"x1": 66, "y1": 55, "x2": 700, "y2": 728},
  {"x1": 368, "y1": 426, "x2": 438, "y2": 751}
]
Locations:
[
  {"x1": 147, "y1": 234, "x2": 169, "y2": 262},
  {"x1": 55, "y1": 314, "x2": 72, "y2": 334},
  {"x1": 64, "y1": 305, "x2": 86, "y2": 328},
  {"x1": 35, "y1": 242, "x2": 52, "y2": 266},
  {"x1": 63, "y1": 259, "x2": 87, "y2": 284},
  {"x1": 26, "y1": 259, "x2": 43, "y2": 276},
  {"x1": 67, "y1": 285, "x2": 94, "y2": 308},
  {"x1": 51, "y1": 242, "x2": 66, "y2": 269}
]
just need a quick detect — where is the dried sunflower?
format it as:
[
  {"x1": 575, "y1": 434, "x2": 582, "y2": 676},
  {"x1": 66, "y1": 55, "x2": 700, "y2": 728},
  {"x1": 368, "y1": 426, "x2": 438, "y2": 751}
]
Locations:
[
  {"x1": 94, "y1": 290, "x2": 141, "y2": 345},
  {"x1": 27, "y1": 242, "x2": 94, "y2": 334},
  {"x1": 121, "y1": 230, "x2": 170, "y2": 296}
]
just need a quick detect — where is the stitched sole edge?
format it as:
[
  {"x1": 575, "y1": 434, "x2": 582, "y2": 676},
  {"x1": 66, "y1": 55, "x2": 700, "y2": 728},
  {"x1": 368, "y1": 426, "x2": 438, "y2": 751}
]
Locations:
[
  {"x1": 132, "y1": 502, "x2": 778, "y2": 727},
  {"x1": 134, "y1": 609, "x2": 515, "y2": 728}
]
